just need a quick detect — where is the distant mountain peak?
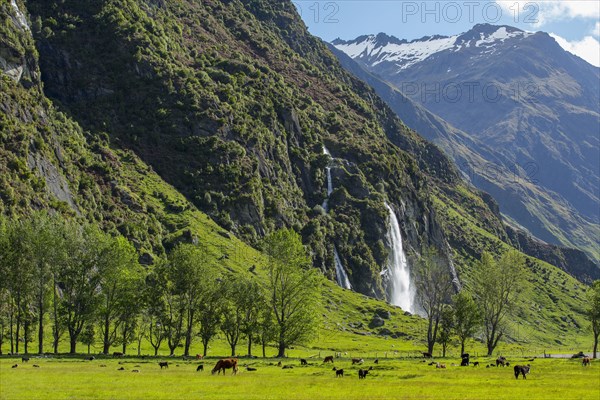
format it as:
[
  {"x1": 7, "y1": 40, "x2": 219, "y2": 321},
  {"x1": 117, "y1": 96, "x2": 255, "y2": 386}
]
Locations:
[{"x1": 332, "y1": 24, "x2": 537, "y2": 72}]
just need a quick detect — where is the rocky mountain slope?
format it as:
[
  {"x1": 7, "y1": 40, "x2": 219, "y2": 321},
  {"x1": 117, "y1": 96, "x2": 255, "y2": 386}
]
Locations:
[
  {"x1": 327, "y1": 42, "x2": 600, "y2": 283},
  {"x1": 0, "y1": 0, "x2": 593, "y2": 344},
  {"x1": 333, "y1": 24, "x2": 600, "y2": 263}
]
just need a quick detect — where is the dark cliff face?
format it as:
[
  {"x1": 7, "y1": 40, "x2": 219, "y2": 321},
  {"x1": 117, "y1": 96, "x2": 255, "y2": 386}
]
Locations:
[{"x1": 506, "y1": 226, "x2": 600, "y2": 284}]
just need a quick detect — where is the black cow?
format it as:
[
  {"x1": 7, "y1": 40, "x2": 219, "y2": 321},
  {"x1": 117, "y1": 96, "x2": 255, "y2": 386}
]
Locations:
[
  {"x1": 159, "y1": 362, "x2": 169, "y2": 369},
  {"x1": 334, "y1": 367, "x2": 344, "y2": 377},
  {"x1": 514, "y1": 365, "x2": 530, "y2": 379},
  {"x1": 461, "y1": 353, "x2": 470, "y2": 367},
  {"x1": 300, "y1": 359, "x2": 307, "y2": 365},
  {"x1": 196, "y1": 364, "x2": 204, "y2": 372},
  {"x1": 358, "y1": 367, "x2": 373, "y2": 379},
  {"x1": 21, "y1": 357, "x2": 30, "y2": 363},
  {"x1": 496, "y1": 357, "x2": 508, "y2": 367}
]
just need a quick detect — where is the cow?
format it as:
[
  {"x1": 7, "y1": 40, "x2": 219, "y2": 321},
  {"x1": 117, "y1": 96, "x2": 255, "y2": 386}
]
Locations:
[
  {"x1": 246, "y1": 367, "x2": 257, "y2": 371},
  {"x1": 374, "y1": 359, "x2": 379, "y2": 364},
  {"x1": 351, "y1": 358, "x2": 364, "y2": 365},
  {"x1": 473, "y1": 362, "x2": 480, "y2": 367},
  {"x1": 461, "y1": 353, "x2": 470, "y2": 366},
  {"x1": 212, "y1": 358, "x2": 238, "y2": 375},
  {"x1": 436, "y1": 363, "x2": 446, "y2": 369},
  {"x1": 582, "y1": 357, "x2": 591, "y2": 366},
  {"x1": 118, "y1": 367, "x2": 125, "y2": 371},
  {"x1": 333, "y1": 367, "x2": 344, "y2": 377},
  {"x1": 514, "y1": 365, "x2": 530, "y2": 379},
  {"x1": 323, "y1": 356, "x2": 334, "y2": 363},
  {"x1": 496, "y1": 356, "x2": 508, "y2": 367},
  {"x1": 196, "y1": 354, "x2": 203, "y2": 360},
  {"x1": 358, "y1": 367, "x2": 372, "y2": 379},
  {"x1": 159, "y1": 362, "x2": 169, "y2": 369},
  {"x1": 33, "y1": 364, "x2": 40, "y2": 368},
  {"x1": 85, "y1": 356, "x2": 95, "y2": 361},
  {"x1": 11, "y1": 364, "x2": 18, "y2": 368},
  {"x1": 282, "y1": 365, "x2": 293, "y2": 369},
  {"x1": 196, "y1": 364, "x2": 204, "y2": 372},
  {"x1": 132, "y1": 370, "x2": 140, "y2": 373},
  {"x1": 422, "y1": 352, "x2": 433, "y2": 358},
  {"x1": 21, "y1": 357, "x2": 29, "y2": 363},
  {"x1": 113, "y1": 352, "x2": 124, "y2": 358},
  {"x1": 300, "y1": 359, "x2": 307, "y2": 366}
]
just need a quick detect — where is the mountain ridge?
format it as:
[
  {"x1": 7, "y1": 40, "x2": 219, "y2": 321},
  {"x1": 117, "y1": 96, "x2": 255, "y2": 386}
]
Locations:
[{"x1": 333, "y1": 23, "x2": 600, "y2": 264}]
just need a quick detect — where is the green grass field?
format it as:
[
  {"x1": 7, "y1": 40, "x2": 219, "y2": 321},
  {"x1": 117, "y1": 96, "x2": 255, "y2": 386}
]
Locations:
[{"x1": 1, "y1": 355, "x2": 598, "y2": 399}]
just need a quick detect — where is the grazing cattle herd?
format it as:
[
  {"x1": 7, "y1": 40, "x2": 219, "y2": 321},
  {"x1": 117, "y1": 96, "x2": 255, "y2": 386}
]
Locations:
[{"x1": 5, "y1": 352, "x2": 596, "y2": 383}]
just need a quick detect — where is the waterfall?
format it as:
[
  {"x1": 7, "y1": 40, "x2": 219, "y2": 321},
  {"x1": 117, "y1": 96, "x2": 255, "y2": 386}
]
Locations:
[
  {"x1": 322, "y1": 146, "x2": 352, "y2": 290},
  {"x1": 385, "y1": 202, "x2": 415, "y2": 313},
  {"x1": 334, "y1": 247, "x2": 352, "y2": 289}
]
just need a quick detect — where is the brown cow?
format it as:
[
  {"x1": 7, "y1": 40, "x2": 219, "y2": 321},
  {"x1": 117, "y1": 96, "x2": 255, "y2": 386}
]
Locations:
[
  {"x1": 351, "y1": 358, "x2": 364, "y2": 365},
  {"x1": 436, "y1": 363, "x2": 446, "y2": 369},
  {"x1": 496, "y1": 356, "x2": 507, "y2": 367},
  {"x1": 323, "y1": 356, "x2": 334, "y2": 363},
  {"x1": 582, "y1": 357, "x2": 591, "y2": 366},
  {"x1": 212, "y1": 358, "x2": 238, "y2": 375}
]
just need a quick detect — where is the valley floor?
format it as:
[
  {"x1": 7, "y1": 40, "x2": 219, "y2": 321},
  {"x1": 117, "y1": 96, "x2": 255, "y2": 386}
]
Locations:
[{"x1": 1, "y1": 356, "x2": 598, "y2": 399}]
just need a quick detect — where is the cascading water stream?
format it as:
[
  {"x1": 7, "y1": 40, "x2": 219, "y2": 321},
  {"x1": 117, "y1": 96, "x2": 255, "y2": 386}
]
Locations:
[
  {"x1": 384, "y1": 202, "x2": 415, "y2": 313},
  {"x1": 323, "y1": 146, "x2": 352, "y2": 290}
]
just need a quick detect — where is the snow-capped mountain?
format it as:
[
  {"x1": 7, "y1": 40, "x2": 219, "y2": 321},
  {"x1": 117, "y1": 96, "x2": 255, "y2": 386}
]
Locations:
[
  {"x1": 332, "y1": 24, "x2": 600, "y2": 263},
  {"x1": 331, "y1": 25, "x2": 533, "y2": 72}
]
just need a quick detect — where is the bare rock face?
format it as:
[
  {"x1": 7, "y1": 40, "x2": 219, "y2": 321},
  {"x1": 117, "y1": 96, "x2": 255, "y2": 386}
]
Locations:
[{"x1": 27, "y1": 153, "x2": 79, "y2": 214}]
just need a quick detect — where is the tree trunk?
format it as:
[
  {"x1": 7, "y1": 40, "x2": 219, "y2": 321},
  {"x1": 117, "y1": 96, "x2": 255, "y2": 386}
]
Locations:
[
  {"x1": 53, "y1": 329, "x2": 59, "y2": 354},
  {"x1": 38, "y1": 298, "x2": 44, "y2": 354},
  {"x1": 15, "y1": 308, "x2": 21, "y2": 354},
  {"x1": 277, "y1": 341, "x2": 285, "y2": 358},
  {"x1": 52, "y1": 278, "x2": 59, "y2": 354},
  {"x1": 247, "y1": 337, "x2": 252, "y2": 357},
  {"x1": 593, "y1": 334, "x2": 598, "y2": 359},
  {"x1": 87, "y1": 344, "x2": 91, "y2": 354},
  {"x1": 262, "y1": 339, "x2": 266, "y2": 358},
  {"x1": 70, "y1": 335, "x2": 77, "y2": 354},
  {"x1": 102, "y1": 316, "x2": 110, "y2": 354},
  {"x1": 442, "y1": 343, "x2": 446, "y2": 357},
  {"x1": 487, "y1": 341, "x2": 494, "y2": 357},
  {"x1": 461, "y1": 341, "x2": 465, "y2": 356},
  {"x1": 184, "y1": 327, "x2": 192, "y2": 357},
  {"x1": 154, "y1": 346, "x2": 159, "y2": 356},
  {"x1": 9, "y1": 308, "x2": 14, "y2": 354},
  {"x1": 0, "y1": 322, "x2": 4, "y2": 355},
  {"x1": 202, "y1": 340, "x2": 208, "y2": 357},
  {"x1": 24, "y1": 321, "x2": 29, "y2": 354},
  {"x1": 230, "y1": 343, "x2": 236, "y2": 357}
]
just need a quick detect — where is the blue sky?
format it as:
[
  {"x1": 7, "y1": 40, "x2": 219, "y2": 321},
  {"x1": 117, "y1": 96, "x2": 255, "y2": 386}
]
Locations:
[{"x1": 295, "y1": 1, "x2": 600, "y2": 66}]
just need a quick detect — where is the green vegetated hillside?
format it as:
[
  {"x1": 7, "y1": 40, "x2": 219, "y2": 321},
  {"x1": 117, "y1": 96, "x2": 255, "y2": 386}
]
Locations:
[{"x1": 0, "y1": 0, "x2": 592, "y2": 351}]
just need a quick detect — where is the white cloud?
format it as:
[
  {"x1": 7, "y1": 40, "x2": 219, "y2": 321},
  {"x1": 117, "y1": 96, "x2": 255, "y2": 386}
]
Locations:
[
  {"x1": 593, "y1": 21, "x2": 600, "y2": 37},
  {"x1": 550, "y1": 33, "x2": 600, "y2": 67},
  {"x1": 496, "y1": 1, "x2": 600, "y2": 27}
]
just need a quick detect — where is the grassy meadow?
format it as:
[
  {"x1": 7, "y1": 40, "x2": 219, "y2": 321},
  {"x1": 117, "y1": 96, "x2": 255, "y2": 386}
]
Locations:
[{"x1": 1, "y1": 354, "x2": 599, "y2": 400}]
